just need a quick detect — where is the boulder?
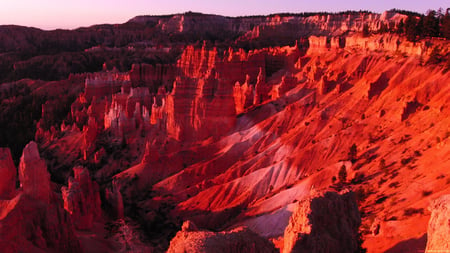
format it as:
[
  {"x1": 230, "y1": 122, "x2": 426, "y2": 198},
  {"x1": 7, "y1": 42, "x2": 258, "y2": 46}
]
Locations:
[
  {"x1": 426, "y1": 194, "x2": 450, "y2": 252},
  {"x1": 167, "y1": 220, "x2": 277, "y2": 253},
  {"x1": 283, "y1": 190, "x2": 362, "y2": 253}
]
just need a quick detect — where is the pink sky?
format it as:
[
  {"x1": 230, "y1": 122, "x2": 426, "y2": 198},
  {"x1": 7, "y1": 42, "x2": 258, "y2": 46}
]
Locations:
[{"x1": 0, "y1": 0, "x2": 447, "y2": 30}]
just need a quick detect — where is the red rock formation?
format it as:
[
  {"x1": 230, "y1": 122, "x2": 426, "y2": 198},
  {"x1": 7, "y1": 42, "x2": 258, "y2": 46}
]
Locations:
[
  {"x1": 270, "y1": 73, "x2": 297, "y2": 100},
  {"x1": 425, "y1": 195, "x2": 450, "y2": 252},
  {"x1": 165, "y1": 45, "x2": 241, "y2": 141},
  {"x1": 318, "y1": 75, "x2": 337, "y2": 95},
  {"x1": 0, "y1": 143, "x2": 81, "y2": 252},
  {"x1": 167, "y1": 220, "x2": 277, "y2": 253},
  {"x1": 82, "y1": 116, "x2": 100, "y2": 160},
  {"x1": 129, "y1": 63, "x2": 176, "y2": 92},
  {"x1": 105, "y1": 180, "x2": 124, "y2": 219},
  {"x1": 18, "y1": 141, "x2": 51, "y2": 204},
  {"x1": 103, "y1": 87, "x2": 152, "y2": 139},
  {"x1": 0, "y1": 148, "x2": 16, "y2": 199},
  {"x1": 283, "y1": 191, "x2": 361, "y2": 253},
  {"x1": 0, "y1": 193, "x2": 81, "y2": 253},
  {"x1": 62, "y1": 166, "x2": 101, "y2": 230},
  {"x1": 84, "y1": 70, "x2": 131, "y2": 100},
  {"x1": 234, "y1": 75, "x2": 254, "y2": 114}
]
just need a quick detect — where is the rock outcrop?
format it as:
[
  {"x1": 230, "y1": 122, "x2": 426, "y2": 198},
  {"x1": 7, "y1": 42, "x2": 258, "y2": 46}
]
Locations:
[
  {"x1": 0, "y1": 193, "x2": 81, "y2": 253},
  {"x1": 62, "y1": 166, "x2": 101, "y2": 230},
  {"x1": 105, "y1": 180, "x2": 124, "y2": 219},
  {"x1": 167, "y1": 220, "x2": 277, "y2": 253},
  {"x1": 0, "y1": 143, "x2": 81, "y2": 252},
  {"x1": 0, "y1": 148, "x2": 16, "y2": 199},
  {"x1": 425, "y1": 195, "x2": 450, "y2": 252},
  {"x1": 165, "y1": 44, "x2": 239, "y2": 141},
  {"x1": 129, "y1": 63, "x2": 176, "y2": 92},
  {"x1": 84, "y1": 70, "x2": 131, "y2": 100},
  {"x1": 18, "y1": 141, "x2": 51, "y2": 204},
  {"x1": 283, "y1": 190, "x2": 362, "y2": 253}
]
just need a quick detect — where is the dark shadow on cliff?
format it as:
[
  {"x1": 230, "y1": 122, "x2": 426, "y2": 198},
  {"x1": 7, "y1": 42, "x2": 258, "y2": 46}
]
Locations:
[{"x1": 384, "y1": 233, "x2": 427, "y2": 253}]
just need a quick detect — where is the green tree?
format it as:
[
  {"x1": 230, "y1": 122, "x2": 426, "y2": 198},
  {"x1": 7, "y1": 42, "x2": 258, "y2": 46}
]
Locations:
[
  {"x1": 423, "y1": 10, "x2": 440, "y2": 37},
  {"x1": 348, "y1": 143, "x2": 357, "y2": 162},
  {"x1": 405, "y1": 15, "x2": 418, "y2": 41},
  {"x1": 339, "y1": 165, "x2": 347, "y2": 183},
  {"x1": 442, "y1": 9, "x2": 450, "y2": 39},
  {"x1": 362, "y1": 24, "x2": 370, "y2": 37},
  {"x1": 396, "y1": 19, "x2": 405, "y2": 34}
]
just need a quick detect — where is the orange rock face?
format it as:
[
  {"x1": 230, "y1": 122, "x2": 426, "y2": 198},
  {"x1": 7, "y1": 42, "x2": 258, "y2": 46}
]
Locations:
[{"x1": 0, "y1": 148, "x2": 16, "y2": 199}]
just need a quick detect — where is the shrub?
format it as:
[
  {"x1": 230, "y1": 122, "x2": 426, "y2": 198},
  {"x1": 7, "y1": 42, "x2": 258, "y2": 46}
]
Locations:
[
  {"x1": 338, "y1": 165, "x2": 347, "y2": 183},
  {"x1": 401, "y1": 157, "x2": 413, "y2": 165},
  {"x1": 422, "y1": 190, "x2": 433, "y2": 197},
  {"x1": 388, "y1": 182, "x2": 400, "y2": 188},
  {"x1": 403, "y1": 208, "x2": 424, "y2": 217},
  {"x1": 348, "y1": 144, "x2": 357, "y2": 162},
  {"x1": 379, "y1": 159, "x2": 387, "y2": 174}
]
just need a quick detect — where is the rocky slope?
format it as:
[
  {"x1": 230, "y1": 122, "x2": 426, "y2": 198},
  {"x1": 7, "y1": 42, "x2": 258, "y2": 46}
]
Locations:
[{"x1": 0, "y1": 9, "x2": 449, "y2": 253}]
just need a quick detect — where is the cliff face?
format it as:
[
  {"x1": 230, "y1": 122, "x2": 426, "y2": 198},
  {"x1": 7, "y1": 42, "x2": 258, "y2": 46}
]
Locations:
[
  {"x1": 129, "y1": 11, "x2": 406, "y2": 43},
  {"x1": 308, "y1": 33, "x2": 449, "y2": 59},
  {"x1": 283, "y1": 191, "x2": 361, "y2": 253},
  {"x1": 129, "y1": 63, "x2": 177, "y2": 92}
]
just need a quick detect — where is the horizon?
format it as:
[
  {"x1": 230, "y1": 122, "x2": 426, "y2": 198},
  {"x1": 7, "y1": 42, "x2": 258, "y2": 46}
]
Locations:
[{"x1": 0, "y1": 0, "x2": 448, "y2": 30}]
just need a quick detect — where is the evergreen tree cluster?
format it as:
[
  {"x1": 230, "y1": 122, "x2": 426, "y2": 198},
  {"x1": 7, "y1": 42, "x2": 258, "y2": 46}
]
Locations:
[{"x1": 394, "y1": 8, "x2": 450, "y2": 42}]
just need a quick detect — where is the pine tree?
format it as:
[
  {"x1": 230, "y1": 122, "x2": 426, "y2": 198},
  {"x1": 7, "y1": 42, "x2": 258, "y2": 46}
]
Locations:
[
  {"x1": 362, "y1": 24, "x2": 370, "y2": 37},
  {"x1": 442, "y1": 9, "x2": 450, "y2": 39},
  {"x1": 348, "y1": 143, "x2": 357, "y2": 162},
  {"x1": 423, "y1": 10, "x2": 439, "y2": 37},
  {"x1": 405, "y1": 15, "x2": 418, "y2": 41},
  {"x1": 396, "y1": 19, "x2": 405, "y2": 34},
  {"x1": 339, "y1": 165, "x2": 347, "y2": 183}
]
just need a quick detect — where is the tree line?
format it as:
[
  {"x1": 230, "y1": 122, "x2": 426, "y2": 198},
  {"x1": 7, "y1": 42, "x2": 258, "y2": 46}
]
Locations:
[{"x1": 367, "y1": 8, "x2": 450, "y2": 42}]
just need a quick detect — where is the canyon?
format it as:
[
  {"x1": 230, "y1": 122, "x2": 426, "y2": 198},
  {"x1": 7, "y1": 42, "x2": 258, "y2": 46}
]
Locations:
[{"x1": 0, "y1": 10, "x2": 449, "y2": 253}]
